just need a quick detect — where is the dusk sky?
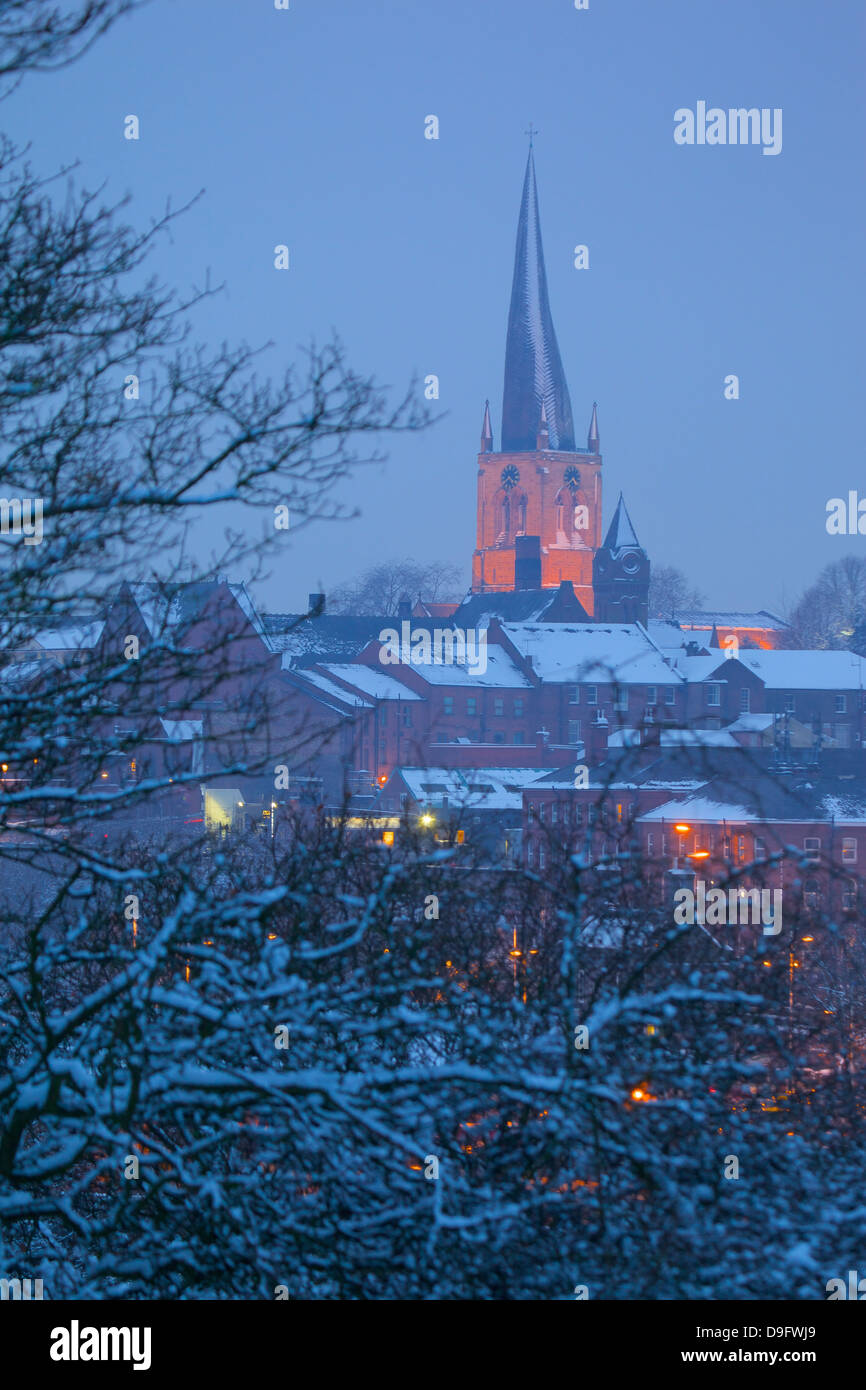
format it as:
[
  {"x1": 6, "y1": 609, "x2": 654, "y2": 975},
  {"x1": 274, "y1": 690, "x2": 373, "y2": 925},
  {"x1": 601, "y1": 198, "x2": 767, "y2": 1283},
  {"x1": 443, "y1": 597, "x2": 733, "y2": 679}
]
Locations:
[{"x1": 6, "y1": 0, "x2": 864, "y2": 614}]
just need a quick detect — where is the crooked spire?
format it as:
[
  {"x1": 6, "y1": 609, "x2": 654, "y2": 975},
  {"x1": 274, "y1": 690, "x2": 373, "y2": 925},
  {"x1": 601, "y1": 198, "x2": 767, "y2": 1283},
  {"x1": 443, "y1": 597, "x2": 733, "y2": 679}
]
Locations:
[
  {"x1": 602, "y1": 492, "x2": 641, "y2": 552},
  {"x1": 501, "y1": 148, "x2": 576, "y2": 453},
  {"x1": 587, "y1": 401, "x2": 599, "y2": 452}
]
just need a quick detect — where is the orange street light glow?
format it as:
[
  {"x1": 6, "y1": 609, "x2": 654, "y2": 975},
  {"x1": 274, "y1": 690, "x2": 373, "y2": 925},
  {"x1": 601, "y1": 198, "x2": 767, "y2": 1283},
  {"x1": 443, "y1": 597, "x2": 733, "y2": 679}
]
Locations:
[{"x1": 674, "y1": 823, "x2": 691, "y2": 835}]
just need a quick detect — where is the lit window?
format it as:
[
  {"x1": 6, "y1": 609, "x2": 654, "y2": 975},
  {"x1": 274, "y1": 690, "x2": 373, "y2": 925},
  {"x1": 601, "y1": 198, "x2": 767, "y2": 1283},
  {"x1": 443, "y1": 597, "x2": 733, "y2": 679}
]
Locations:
[{"x1": 843, "y1": 837, "x2": 857, "y2": 863}]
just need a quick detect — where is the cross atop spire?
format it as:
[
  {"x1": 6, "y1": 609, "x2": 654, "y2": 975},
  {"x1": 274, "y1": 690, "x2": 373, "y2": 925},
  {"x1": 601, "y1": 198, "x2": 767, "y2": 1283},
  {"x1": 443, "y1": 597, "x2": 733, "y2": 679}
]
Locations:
[
  {"x1": 524, "y1": 123, "x2": 540, "y2": 148},
  {"x1": 501, "y1": 147, "x2": 576, "y2": 453}
]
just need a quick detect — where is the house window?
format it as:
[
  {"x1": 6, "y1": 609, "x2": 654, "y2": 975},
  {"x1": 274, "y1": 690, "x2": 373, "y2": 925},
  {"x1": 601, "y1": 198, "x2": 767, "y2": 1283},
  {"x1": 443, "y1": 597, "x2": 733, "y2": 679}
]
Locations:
[
  {"x1": 527, "y1": 841, "x2": 535, "y2": 868},
  {"x1": 494, "y1": 697, "x2": 504, "y2": 716},
  {"x1": 723, "y1": 836, "x2": 731, "y2": 860},
  {"x1": 843, "y1": 837, "x2": 857, "y2": 863},
  {"x1": 587, "y1": 805, "x2": 596, "y2": 825},
  {"x1": 664, "y1": 687, "x2": 675, "y2": 705},
  {"x1": 569, "y1": 685, "x2": 580, "y2": 704},
  {"x1": 836, "y1": 694, "x2": 847, "y2": 714},
  {"x1": 538, "y1": 803, "x2": 546, "y2": 823},
  {"x1": 436, "y1": 732, "x2": 446, "y2": 744},
  {"x1": 843, "y1": 878, "x2": 858, "y2": 911},
  {"x1": 513, "y1": 731, "x2": 524, "y2": 745},
  {"x1": 587, "y1": 685, "x2": 598, "y2": 706},
  {"x1": 614, "y1": 688, "x2": 628, "y2": 712},
  {"x1": 647, "y1": 686, "x2": 657, "y2": 706},
  {"x1": 466, "y1": 697, "x2": 477, "y2": 715},
  {"x1": 443, "y1": 696, "x2": 453, "y2": 715},
  {"x1": 492, "y1": 731, "x2": 505, "y2": 744},
  {"x1": 739, "y1": 688, "x2": 751, "y2": 713},
  {"x1": 737, "y1": 835, "x2": 746, "y2": 862},
  {"x1": 574, "y1": 804, "x2": 583, "y2": 826},
  {"x1": 755, "y1": 837, "x2": 767, "y2": 862},
  {"x1": 568, "y1": 719, "x2": 582, "y2": 745},
  {"x1": 804, "y1": 837, "x2": 821, "y2": 864},
  {"x1": 647, "y1": 832, "x2": 655, "y2": 856},
  {"x1": 551, "y1": 802, "x2": 558, "y2": 824},
  {"x1": 514, "y1": 698, "x2": 524, "y2": 717},
  {"x1": 401, "y1": 708, "x2": 412, "y2": 727},
  {"x1": 784, "y1": 694, "x2": 795, "y2": 713},
  {"x1": 562, "y1": 803, "x2": 570, "y2": 826},
  {"x1": 707, "y1": 684, "x2": 720, "y2": 707},
  {"x1": 803, "y1": 878, "x2": 820, "y2": 910},
  {"x1": 538, "y1": 844, "x2": 547, "y2": 870}
]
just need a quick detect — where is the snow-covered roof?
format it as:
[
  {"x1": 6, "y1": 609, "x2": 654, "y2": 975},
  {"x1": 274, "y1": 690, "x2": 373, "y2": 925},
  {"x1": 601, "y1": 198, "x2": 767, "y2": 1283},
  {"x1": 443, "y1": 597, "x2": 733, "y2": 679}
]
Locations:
[
  {"x1": 389, "y1": 644, "x2": 532, "y2": 689},
  {"x1": 35, "y1": 621, "x2": 104, "y2": 651},
  {"x1": 318, "y1": 663, "x2": 422, "y2": 701},
  {"x1": 725, "y1": 713, "x2": 777, "y2": 731},
  {"x1": 737, "y1": 650, "x2": 866, "y2": 691},
  {"x1": 159, "y1": 719, "x2": 204, "y2": 742},
  {"x1": 292, "y1": 668, "x2": 373, "y2": 709},
  {"x1": 637, "y1": 795, "x2": 754, "y2": 824},
  {"x1": 500, "y1": 622, "x2": 679, "y2": 685},
  {"x1": 608, "y1": 727, "x2": 738, "y2": 749},
  {"x1": 674, "y1": 609, "x2": 787, "y2": 630},
  {"x1": 395, "y1": 766, "x2": 550, "y2": 810}
]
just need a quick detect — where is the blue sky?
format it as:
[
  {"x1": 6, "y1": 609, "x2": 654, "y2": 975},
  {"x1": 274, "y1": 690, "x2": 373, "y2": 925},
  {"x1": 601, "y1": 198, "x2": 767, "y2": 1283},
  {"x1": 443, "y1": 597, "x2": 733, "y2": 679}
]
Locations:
[{"x1": 5, "y1": 0, "x2": 865, "y2": 613}]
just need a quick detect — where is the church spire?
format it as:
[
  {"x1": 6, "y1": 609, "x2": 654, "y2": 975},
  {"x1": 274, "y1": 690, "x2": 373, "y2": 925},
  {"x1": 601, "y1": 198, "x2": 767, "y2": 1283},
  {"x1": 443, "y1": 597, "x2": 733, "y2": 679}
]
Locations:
[
  {"x1": 501, "y1": 147, "x2": 576, "y2": 453},
  {"x1": 480, "y1": 399, "x2": 493, "y2": 452},
  {"x1": 587, "y1": 401, "x2": 599, "y2": 452}
]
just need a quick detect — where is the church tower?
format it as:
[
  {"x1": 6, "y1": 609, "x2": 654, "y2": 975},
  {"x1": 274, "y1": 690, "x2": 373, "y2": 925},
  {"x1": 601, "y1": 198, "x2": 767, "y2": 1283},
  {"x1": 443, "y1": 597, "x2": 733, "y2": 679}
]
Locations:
[
  {"x1": 592, "y1": 493, "x2": 650, "y2": 626},
  {"x1": 471, "y1": 146, "x2": 602, "y2": 609}
]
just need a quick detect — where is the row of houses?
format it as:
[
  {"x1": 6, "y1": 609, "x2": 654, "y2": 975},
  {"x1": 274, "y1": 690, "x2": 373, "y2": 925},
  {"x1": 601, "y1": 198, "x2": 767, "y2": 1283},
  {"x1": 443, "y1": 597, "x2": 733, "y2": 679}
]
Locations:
[{"x1": 2, "y1": 580, "x2": 865, "y2": 903}]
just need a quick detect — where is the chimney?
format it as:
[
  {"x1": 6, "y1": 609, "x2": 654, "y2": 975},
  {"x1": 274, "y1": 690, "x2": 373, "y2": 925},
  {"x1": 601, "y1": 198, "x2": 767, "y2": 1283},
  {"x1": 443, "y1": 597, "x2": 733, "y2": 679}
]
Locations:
[
  {"x1": 308, "y1": 592, "x2": 325, "y2": 616},
  {"x1": 397, "y1": 597, "x2": 412, "y2": 620},
  {"x1": 514, "y1": 535, "x2": 542, "y2": 590}
]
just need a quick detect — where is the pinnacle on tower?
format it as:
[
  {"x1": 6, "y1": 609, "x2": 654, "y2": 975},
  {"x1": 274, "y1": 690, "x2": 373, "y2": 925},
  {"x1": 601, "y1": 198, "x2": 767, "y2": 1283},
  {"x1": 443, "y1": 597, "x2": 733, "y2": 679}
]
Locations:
[
  {"x1": 501, "y1": 148, "x2": 576, "y2": 453},
  {"x1": 587, "y1": 401, "x2": 599, "y2": 452},
  {"x1": 480, "y1": 399, "x2": 493, "y2": 452}
]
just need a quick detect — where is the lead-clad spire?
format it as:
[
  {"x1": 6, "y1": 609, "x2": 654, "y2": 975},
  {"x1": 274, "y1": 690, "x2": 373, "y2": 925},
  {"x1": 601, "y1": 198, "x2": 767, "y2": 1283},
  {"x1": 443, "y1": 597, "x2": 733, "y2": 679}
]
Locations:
[{"x1": 501, "y1": 148, "x2": 576, "y2": 453}]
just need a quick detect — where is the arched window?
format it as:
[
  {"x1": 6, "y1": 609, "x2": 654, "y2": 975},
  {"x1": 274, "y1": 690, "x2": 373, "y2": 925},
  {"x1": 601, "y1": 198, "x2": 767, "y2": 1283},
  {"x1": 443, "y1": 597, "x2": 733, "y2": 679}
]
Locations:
[
  {"x1": 517, "y1": 495, "x2": 527, "y2": 534},
  {"x1": 803, "y1": 878, "x2": 820, "y2": 911},
  {"x1": 500, "y1": 495, "x2": 510, "y2": 536}
]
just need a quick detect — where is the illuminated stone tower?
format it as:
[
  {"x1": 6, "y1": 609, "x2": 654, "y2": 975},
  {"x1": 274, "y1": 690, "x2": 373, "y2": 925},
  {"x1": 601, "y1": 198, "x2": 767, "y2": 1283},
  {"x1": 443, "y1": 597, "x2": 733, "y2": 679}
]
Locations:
[{"x1": 471, "y1": 147, "x2": 602, "y2": 608}]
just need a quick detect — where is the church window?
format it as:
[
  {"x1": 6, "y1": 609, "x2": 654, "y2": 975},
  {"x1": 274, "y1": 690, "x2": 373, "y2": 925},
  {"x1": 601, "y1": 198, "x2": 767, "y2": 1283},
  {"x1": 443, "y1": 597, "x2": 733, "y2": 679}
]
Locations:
[{"x1": 517, "y1": 496, "x2": 527, "y2": 533}]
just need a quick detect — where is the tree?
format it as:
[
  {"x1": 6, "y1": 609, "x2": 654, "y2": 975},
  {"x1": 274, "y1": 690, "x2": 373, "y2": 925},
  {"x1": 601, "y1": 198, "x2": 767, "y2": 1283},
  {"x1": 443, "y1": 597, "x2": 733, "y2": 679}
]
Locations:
[
  {"x1": 327, "y1": 558, "x2": 465, "y2": 615},
  {"x1": 782, "y1": 555, "x2": 866, "y2": 651},
  {"x1": 647, "y1": 564, "x2": 704, "y2": 620}
]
